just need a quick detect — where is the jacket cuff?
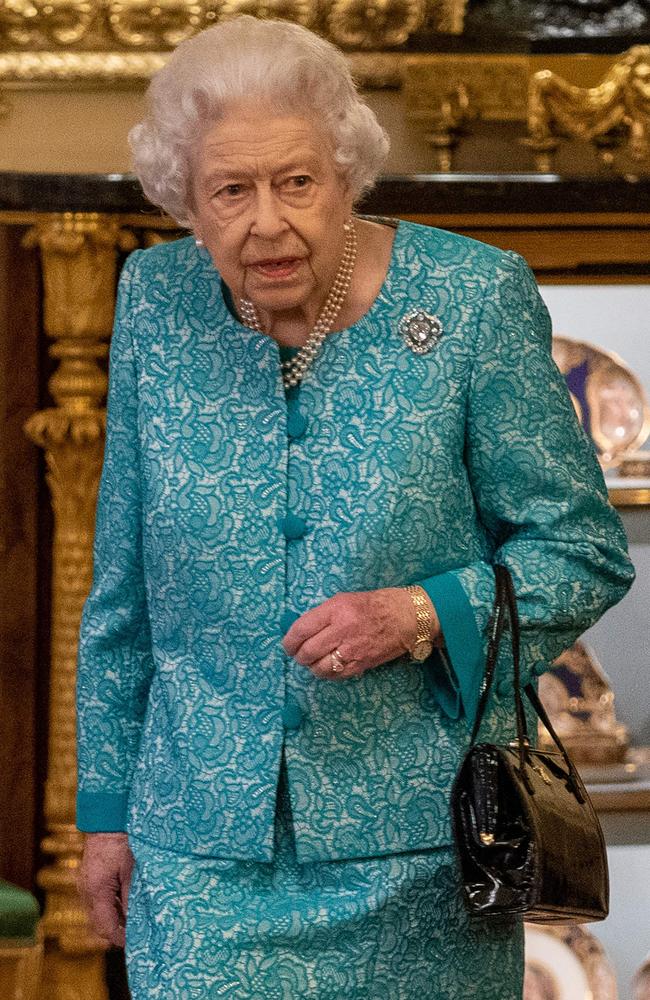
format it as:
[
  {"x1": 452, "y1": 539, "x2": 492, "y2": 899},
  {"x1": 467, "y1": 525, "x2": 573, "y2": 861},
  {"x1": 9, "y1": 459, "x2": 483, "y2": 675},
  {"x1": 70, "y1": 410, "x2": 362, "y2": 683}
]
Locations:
[
  {"x1": 423, "y1": 648, "x2": 463, "y2": 720},
  {"x1": 414, "y1": 571, "x2": 484, "y2": 728},
  {"x1": 76, "y1": 790, "x2": 129, "y2": 833}
]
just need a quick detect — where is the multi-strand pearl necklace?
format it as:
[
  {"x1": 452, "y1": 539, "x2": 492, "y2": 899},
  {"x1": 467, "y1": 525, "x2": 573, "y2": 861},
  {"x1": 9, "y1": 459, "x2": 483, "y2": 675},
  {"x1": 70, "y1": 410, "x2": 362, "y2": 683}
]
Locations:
[{"x1": 237, "y1": 219, "x2": 358, "y2": 388}]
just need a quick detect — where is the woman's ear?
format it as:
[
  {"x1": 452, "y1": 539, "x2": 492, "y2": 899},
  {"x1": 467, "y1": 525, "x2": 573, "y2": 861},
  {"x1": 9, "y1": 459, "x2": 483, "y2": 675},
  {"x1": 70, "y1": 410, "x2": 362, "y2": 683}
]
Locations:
[
  {"x1": 337, "y1": 174, "x2": 355, "y2": 220},
  {"x1": 187, "y1": 213, "x2": 204, "y2": 246}
]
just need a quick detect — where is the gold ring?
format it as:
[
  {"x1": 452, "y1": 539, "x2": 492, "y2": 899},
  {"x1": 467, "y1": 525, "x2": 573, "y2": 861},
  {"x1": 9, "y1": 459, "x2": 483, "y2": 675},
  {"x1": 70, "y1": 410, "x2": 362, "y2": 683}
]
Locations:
[{"x1": 331, "y1": 648, "x2": 346, "y2": 673}]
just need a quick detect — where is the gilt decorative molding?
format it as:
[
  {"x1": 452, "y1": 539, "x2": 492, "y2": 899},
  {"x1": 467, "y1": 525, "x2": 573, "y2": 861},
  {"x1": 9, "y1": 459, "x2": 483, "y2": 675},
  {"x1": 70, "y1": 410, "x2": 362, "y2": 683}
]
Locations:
[
  {"x1": 0, "y1": 49, "x2": 168, "y2": 81},
  {"x1": 0, "y1": 0, "x2": 469, "y2": 94},
  {"x1": 405, "y1": 54, "x2": 529, "y2": 126},
  {"x1": 21, "y1": 212, "x2": 137, "y2": 1000},
  {"x1": 528, "y1": 45, "x2": 650, "y2": 162},
  {"x1": 0, "y1": 46, "x2": 413, "y2": 90},
  {"x1": 0, "y1": 0, "x2": 467, "y2": 61},
  {"x1": 326, "y1": 0, "x2": 425, "y2": 50}
]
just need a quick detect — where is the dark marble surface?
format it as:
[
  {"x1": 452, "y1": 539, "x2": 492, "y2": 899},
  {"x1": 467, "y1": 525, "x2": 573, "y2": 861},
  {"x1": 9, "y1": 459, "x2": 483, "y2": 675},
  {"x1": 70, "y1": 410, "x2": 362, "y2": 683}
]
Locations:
[
  {"x1": 2, "y1": 171, "x2": 648, "y2": 218},
  {"x1": 415, "y1": 0, "x2": 650, "y2": 51},
  {"x1": 2, "y1": 167, "x2": 649, "y2": 217},
  {"x1": 1, "y1": 122, "x2": 648, "y2": 217},
  {"x1": 465, "y1": 0, "x2": 650, "y2": 38}
]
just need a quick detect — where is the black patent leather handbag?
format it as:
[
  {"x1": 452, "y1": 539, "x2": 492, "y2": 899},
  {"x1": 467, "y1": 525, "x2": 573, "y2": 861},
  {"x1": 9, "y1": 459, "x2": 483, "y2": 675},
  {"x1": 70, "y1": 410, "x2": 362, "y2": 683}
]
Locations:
[{"x1": 450, "y1": 563, "x2": 609, "y2": 924}]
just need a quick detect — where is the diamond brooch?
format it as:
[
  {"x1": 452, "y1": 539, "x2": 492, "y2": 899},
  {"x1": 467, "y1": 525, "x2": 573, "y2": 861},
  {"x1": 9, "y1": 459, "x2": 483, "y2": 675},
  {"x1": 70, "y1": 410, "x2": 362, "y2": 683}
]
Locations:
[{"x1": 398, "y1": 310, "x2": 443, "y2": 354}]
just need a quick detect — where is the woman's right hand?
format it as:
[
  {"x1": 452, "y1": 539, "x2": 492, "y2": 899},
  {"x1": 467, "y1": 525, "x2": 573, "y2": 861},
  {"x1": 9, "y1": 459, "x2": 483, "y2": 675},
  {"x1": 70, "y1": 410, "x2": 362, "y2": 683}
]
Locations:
[{"x1": 78, "y1": 832, "x2": 135, "y2": 948}]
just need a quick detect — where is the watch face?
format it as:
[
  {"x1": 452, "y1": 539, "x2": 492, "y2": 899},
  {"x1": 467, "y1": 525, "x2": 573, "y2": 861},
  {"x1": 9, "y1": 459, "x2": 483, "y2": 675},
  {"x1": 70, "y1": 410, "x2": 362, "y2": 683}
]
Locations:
[{"x1": 413, "y1": 640, "x2": 433, "y2": 661}]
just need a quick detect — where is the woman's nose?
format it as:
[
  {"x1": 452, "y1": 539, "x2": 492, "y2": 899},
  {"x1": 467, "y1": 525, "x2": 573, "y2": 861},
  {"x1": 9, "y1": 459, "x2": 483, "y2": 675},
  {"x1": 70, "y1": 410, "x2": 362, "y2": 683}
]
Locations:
[{"x1": 250, "y1": 187, "x2": 289, "y2": 239}]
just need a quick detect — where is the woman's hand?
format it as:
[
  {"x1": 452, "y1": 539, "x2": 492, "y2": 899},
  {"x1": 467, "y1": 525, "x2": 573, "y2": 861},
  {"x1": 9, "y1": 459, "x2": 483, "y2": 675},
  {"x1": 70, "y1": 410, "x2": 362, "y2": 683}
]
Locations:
[
  {"x1": 281, "y1": 587, "x2": 443, "y2": 680},
  {"x1": 78, "y1": 832, "x2": 134, "y2": 948}
]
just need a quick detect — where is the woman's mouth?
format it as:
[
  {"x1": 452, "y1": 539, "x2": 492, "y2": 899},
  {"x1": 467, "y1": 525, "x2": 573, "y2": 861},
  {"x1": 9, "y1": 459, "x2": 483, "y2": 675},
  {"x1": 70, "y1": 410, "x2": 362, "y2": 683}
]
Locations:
[{"x1": 250, "y1": 258, "x2": 302, "y2": 280}]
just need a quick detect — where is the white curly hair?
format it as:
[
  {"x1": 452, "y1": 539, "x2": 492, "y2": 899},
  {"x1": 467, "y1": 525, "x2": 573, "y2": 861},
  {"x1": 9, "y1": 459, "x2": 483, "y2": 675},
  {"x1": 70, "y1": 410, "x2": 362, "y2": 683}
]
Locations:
[{"x1": 128, "y1": 16, "x2": 390, "y2": 228}]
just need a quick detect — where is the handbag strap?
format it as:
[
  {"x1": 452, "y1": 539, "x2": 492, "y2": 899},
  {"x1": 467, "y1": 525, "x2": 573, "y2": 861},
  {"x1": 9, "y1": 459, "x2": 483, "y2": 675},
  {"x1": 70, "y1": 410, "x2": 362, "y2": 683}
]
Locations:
[
  {"x1": 469, "y1": 564, "x2": 529, "y2": 751},
  {"x1": 498, "y1": 565, "x2": 532, "y2": 749},
  {"x1": 523, "y1": 682, "x2": 586, "y2": 803},
  {"x1": 470, "y1": 563, "x2": 586, "y2": 802}
]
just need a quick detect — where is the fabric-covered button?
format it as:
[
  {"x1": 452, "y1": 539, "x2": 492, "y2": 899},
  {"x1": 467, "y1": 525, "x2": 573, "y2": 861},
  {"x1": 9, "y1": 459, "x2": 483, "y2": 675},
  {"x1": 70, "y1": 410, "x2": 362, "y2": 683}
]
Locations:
[
  {"x1": 281, "y1": 697, "x2": 303, "y2": 730},
  {"x1": 496, "y1": 677, "x2": 511, "y2": 697},
  {"x1": 286, "y1": 409, "x2": 307, "y2": 439},
  {"x1": 279, "y1": 609, "x2": 300, "y2": 634},
  {"x1": 277, "y1": 513, "x2": 307, "y2": 539}
]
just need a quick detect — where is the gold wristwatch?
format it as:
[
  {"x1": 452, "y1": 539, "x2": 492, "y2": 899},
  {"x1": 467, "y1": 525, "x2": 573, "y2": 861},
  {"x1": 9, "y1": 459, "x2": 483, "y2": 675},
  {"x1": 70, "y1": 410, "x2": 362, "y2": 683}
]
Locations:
[{"x1": 404, "y1": 584, "x2": 434, "y2": 662}]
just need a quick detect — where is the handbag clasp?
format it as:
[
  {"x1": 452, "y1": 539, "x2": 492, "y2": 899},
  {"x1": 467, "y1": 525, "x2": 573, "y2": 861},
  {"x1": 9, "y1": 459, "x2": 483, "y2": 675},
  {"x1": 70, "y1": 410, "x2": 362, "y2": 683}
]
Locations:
[{"x1": 531, "y1": 764, "x2": 552, "y2": 786}]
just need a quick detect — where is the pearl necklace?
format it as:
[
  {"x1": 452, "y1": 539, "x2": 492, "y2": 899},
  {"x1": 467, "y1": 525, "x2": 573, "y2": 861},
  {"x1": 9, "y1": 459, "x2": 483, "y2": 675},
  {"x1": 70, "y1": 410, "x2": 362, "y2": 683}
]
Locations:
[{"x1": 237, "y1": 220, "x2": 358, "y2": 388}]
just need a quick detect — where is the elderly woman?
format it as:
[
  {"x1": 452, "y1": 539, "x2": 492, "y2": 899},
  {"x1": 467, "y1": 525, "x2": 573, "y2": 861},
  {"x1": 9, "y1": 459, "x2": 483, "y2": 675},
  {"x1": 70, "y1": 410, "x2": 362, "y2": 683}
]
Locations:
[{"x1": 76, "y1": 15, "x2": 634, "y2": 1000}]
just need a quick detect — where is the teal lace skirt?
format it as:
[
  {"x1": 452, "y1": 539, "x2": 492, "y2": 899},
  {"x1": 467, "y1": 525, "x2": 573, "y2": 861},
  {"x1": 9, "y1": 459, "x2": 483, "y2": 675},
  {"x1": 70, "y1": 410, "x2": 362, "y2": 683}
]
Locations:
[{"x1": 125, "y1": 755, "x2": 524, "y2": 999}]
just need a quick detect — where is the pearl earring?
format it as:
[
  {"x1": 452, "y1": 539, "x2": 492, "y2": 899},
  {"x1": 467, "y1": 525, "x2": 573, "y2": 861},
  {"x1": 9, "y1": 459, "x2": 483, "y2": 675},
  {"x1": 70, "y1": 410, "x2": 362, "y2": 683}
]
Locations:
[{"x1": 195, "y1": 237, "x2": 204, "y2": 247}]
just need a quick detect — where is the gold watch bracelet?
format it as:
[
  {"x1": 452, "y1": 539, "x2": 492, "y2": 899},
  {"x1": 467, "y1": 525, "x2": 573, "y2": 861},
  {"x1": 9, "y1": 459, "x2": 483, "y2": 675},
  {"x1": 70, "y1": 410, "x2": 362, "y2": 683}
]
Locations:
[{"x1": 404, "y1": 584, "x2": 437, "y2": 649}]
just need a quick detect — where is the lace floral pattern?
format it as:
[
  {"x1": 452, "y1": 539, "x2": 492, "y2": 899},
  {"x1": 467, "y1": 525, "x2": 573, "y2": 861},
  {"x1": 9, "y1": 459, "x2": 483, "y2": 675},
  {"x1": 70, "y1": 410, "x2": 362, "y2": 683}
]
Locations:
[
  {"x1": 125, "y1": 756, "x2": 525, "y2": 1000},
  {"x1": 76, "y1": 220, "x2": 634, "y2": 866}
]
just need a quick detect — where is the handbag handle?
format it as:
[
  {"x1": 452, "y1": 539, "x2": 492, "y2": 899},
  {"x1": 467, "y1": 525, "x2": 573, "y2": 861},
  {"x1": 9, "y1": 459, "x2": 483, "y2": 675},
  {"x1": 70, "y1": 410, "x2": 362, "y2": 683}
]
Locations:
[
  {"x1": 523, "y1": 682, "x2": 586, "y2": 804},
  {"x1": 470, "y1": 565, "x2": 528, "y2": 746},
  {"x1": 470, "y1": 564, "x2": 585, "y2": 802},
  {"x1": 469, "y1": 565, "x2": 530, "y2": 781}
]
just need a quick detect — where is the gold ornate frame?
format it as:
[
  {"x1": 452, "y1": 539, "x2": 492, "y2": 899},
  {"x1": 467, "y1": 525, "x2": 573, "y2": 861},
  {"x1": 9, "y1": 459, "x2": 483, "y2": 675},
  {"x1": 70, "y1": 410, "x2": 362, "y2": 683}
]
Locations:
[
  {"x1": 1, "y1": 0, "x2": 647, "y2": 148},
  {"x1": 0, "y1": 0, "x2": 465, "y2": 91}
]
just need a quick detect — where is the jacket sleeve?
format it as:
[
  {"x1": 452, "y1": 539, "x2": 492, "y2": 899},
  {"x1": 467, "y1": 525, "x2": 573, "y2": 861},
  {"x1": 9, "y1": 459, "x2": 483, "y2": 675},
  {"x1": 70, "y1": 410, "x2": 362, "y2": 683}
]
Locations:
[
  {"x1": 76, "y1": 249, "x2": 155, "y2": 833},
  {"x1": 413, "y1": 250, "x2": 635, "y2": 729}
]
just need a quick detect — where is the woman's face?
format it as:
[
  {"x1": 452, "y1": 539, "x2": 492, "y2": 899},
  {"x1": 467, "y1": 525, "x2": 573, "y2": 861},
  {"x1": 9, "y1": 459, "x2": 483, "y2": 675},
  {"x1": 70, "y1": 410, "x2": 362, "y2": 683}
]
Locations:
[{"x1": 188, "y1": 100, "x2": 355, "y2": 322}]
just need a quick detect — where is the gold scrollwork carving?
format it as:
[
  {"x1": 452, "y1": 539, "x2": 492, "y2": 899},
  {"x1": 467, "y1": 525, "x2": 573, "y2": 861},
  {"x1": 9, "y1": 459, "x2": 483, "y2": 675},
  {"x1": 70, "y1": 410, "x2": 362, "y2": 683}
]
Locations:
[
  {"x1": 0, "y1": 34, "x2": 411, "y2": 89},
  {"x1": 21, "y1": 212, "x2": 139, "y2": 1000},
  {"x1": 347, "y1": 50, "x2": 404, "y2": 87},
  {"x1": 23, "y1": 212, "x2": 137, "y2": 340},
  {"x1": 0, "y1": 0, "x2": 40, "y2": 48},
  {"x1": 107, "y1": 0, "x2": 203, "y2": 48},
  {"x1": 217, "y1": 0, "x2": 315, "y2": 24},
  {"x1": 1, "y1": 0, "x2": 41, "y2": 48},
  {"x1": 405, "y1": 55, "x2": 528, "y2": 125},
  {"x1": 1, "y1": 0, "x2": 95, "y2": 47},
  {"x1": 422, "y1": 83, "x2": 471, "y2": 154},
  {"x1": 35, "y1": 0, "x2": 95, "y2": 45},
  {"x1": 0, "y1": 49, "x2": 168, "y2": 81},
  {"x1": 327, "y1": 0, "x2": 424, "y2": 50},
  {"x1": 426, "y1": 0, "x2": 466, "y2": 34},
  {"x1": 0, "y1": 0, "x2": 460, "y2": 56},
  {"x1": 528, "y1": 45, "x2": 650, "y2": 162}
]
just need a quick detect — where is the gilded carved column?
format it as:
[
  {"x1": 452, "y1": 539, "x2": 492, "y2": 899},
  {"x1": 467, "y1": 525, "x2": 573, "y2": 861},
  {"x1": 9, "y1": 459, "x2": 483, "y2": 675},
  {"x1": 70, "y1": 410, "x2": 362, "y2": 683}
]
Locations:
[{"x1": 23, "y1": 212, "x2": 137, "y2": 1000}]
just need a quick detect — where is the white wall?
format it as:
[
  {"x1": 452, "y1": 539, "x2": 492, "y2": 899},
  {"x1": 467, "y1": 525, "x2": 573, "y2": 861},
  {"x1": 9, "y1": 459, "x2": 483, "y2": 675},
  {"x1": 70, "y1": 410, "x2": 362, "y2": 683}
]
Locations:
[
  {"x1": 539, "y1": 284, "x2": 650, "y2": 401},
  {"x1": 539, "y1": 284, "x2": 650, "y2": 744},
  {"x1": 589, "y1": 845, "x2": 650, "y2": 1000},
  {"x1": 536, "y1": 285, "x2": 650, "y2": 998}
]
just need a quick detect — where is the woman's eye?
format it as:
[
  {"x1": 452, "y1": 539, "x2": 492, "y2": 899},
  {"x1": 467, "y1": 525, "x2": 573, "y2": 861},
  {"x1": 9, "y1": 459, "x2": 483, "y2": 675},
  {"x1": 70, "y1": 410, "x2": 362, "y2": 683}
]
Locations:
[
  {"x1": 287, "y1": 175, "x2": 311, "y2": 189},
  {"x1": 217, "y1": 184, "x2": 245, "y2": 199}
]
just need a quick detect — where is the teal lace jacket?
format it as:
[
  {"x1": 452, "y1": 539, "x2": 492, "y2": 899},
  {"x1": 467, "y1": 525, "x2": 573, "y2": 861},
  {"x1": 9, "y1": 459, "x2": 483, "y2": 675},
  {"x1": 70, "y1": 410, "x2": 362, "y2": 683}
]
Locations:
[{"x1": 75, "y1": 219, "x2": 634, "y2": 863}]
